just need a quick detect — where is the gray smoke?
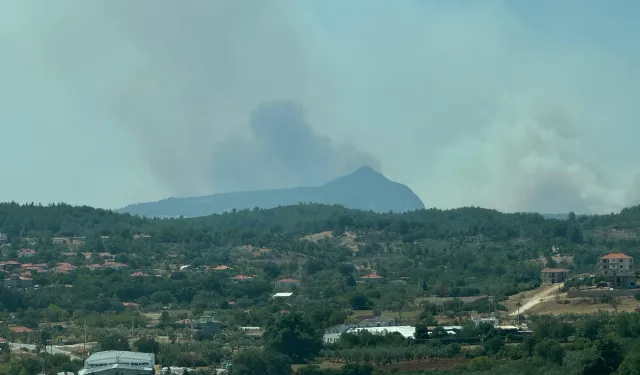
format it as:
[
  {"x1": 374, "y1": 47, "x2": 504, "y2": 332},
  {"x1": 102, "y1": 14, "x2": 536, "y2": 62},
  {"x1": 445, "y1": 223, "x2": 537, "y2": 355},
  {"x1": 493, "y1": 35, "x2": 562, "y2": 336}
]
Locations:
[
  {"x1": 1, "y1": 1, "x2": 640, "y2": 213},
  {"x1": 209, "y1": 101, "x2": 380, "y2": 192}
]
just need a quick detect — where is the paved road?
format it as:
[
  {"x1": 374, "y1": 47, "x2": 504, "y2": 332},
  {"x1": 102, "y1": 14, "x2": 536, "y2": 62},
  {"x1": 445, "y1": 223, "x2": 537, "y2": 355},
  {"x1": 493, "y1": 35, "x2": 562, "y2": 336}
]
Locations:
[
  {"x1": 509, "y1": 283, "x2": 564, "y2": 316},
  {"x1": 9, "y1": 342, "x2": 82, "y2": 360}
]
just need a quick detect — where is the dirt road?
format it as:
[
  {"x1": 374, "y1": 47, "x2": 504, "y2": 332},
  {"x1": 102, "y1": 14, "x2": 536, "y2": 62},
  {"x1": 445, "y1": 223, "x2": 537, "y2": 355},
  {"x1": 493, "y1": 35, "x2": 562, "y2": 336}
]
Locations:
[{"x1": 509, "y1": 283, "x2": 563, "y2": 316}]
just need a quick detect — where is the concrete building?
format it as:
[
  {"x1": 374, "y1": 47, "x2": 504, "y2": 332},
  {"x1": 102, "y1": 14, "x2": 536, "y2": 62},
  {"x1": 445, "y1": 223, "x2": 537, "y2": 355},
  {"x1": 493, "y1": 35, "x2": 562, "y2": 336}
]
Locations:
[
  {"x1": 541, "y1": 268, "x2": 569, "y2": 284},
  {"x1": 3, "y1": 274, "x2": 32, "y2": 288},
  {"x1": 598, "y1": 253, "x2": 636, "y2": 289},
  {"x1": 189, "y1": 315, "x2": 221, "y2": 338},
  {"x1": 79, "y1": 351, "x2": 155, "y2": 375}
]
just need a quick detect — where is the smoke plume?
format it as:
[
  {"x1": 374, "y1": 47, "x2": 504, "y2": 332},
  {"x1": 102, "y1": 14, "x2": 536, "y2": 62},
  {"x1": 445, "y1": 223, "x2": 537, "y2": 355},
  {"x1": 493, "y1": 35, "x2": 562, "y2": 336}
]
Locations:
[{"x1": 1, "y1": 1, "x2": 640, "y2": 213}]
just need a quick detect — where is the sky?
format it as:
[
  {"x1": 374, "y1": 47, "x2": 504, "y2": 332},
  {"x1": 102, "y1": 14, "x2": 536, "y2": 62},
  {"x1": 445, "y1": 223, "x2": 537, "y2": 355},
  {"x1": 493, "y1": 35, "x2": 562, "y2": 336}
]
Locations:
[{"x1": 1, "y1": 0, "x2": 640, "y2": 214}]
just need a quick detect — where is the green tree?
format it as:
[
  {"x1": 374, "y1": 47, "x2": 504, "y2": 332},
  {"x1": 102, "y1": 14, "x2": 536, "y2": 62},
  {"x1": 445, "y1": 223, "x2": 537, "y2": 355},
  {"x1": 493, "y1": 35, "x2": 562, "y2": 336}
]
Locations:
[
  {"x1": 94, "y1": 332, "x2": 130, "y2": 352},
  {"x1": 230, "y1": 348, "x2": 291, "y2": 375},
  {"x1": 263, "y1": 312, "x2": 322, "y2": 363},
  {"x1": 134, "y1": 337, "x2": 159, "y2": 355}
]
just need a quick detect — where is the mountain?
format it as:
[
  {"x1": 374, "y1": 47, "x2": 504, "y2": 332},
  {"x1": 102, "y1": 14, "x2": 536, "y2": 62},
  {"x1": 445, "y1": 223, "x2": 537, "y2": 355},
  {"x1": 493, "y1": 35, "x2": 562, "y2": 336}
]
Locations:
[{"x1": 119, "y1": 166, "x2": 425, "y2": 218}]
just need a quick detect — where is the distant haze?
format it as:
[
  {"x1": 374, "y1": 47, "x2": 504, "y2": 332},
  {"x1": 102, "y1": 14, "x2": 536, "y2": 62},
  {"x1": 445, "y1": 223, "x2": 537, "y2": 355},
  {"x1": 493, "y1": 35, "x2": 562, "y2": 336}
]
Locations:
[{"x1": 1, "y1": 1, "x2": 640, "y2": 214}]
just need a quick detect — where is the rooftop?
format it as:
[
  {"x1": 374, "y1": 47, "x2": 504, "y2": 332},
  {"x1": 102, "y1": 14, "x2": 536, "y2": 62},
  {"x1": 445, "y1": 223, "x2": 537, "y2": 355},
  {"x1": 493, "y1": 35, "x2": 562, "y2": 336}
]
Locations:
[
  {"x1": 273, "y1": 292, "x2": 293, "y2": 297},
  {"x1": 601, "y1": 253, "x2": 633, "y2": 260},
  {"x1": 541, "y1": 268, "x2": 569, "y2": 273},
  {"x1": 86, "y1": 350, "x2": 155, "y2": 365}
]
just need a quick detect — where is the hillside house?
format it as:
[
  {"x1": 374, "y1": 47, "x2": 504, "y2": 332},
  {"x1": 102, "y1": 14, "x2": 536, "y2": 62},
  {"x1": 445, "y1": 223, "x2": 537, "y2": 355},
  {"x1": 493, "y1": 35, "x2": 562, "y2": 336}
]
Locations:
[
  {"x1": 189, "y1": 315, "x2": 221, "y2": 338},
  {"x1": 55, "y1": 263, "x2": 77, "y2": 273},
  {"x1": 103, "y1": 261, "x2": 128, "y2": 270},
  {"x1": 209, "y1": 265, "x2": 230, "y2": 271},
  {"x1": 230, "y1": 274, "x2": 253, "y2": 281},
  {"x1": 275, "y1": 278, "x2": 300, "y2": 289},
  {"x1": 360, "y1": 273, "x2": 385, "y2": 283},
  {"x1": 0, "y1": 233, "x2": 7, "y2": 243},
  {"x1": 598, "y1": 253, "x2": 636, "y2": 289},
  {"x1": 541, "y1": 268, "x2": 569, "y2": 284},
  {"x1": 4, "y1": 274, "x2": 32, "y2": 288},
  {"x1": 18, "y1": 248, "x2": 36, "y2": 258},
  {"x1": 0, "y1": 260, "x2": 21, "y2": 272}
]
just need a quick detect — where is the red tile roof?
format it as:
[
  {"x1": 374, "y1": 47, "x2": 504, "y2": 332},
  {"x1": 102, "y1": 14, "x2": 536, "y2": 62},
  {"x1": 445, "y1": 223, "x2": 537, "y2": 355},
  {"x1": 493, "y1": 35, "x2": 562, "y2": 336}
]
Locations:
[
  {"x1": 601, "y1": 253, "x2": 633, "y2": 260},
  {"x1": 541, "y1": 268, "x2": 569, "y2": 273},
  {"x1": 360, "y1": 273, "x2": 384, "y2": 279},
  {"x1": 277, "y1": 278, "x2": 299, "y2": 283},
  {"x1": 230, "y1": 274, "x2": 253, "y2": 280},
  {"x1": 11, "y1": 326, "x2": 32, "y2": 333}
]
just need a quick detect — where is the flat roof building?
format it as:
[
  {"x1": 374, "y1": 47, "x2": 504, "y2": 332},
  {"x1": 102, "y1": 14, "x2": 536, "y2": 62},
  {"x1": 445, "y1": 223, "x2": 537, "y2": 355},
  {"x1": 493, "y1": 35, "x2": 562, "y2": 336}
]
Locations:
[{"x1": 84, "y1": 351, "x2": 155, "y2": 369}]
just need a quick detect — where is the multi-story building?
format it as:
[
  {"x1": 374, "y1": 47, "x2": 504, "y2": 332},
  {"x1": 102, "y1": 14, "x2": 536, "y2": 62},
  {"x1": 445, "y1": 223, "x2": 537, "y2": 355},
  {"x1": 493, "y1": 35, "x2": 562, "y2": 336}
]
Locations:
[
  {"x1": 598, "y1": 252, "x2": 636, "y2": 289},
  {"x1": 79, "y1": 351, "x2": 155, "y2": 375},
  {"x1": 540, "y1": 268, "x2": 569, "y2": 284}
]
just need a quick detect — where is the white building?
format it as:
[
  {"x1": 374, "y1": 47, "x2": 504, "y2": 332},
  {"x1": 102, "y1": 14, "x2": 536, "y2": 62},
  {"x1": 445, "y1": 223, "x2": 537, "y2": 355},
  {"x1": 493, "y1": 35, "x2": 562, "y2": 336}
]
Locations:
[{"x1": 79, "y1": 351, "x2": 155, "y2": 375}]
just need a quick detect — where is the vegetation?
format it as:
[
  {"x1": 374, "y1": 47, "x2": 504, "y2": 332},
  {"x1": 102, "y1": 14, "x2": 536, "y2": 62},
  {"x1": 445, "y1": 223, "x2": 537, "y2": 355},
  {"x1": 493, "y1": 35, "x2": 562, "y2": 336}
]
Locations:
[{"x1": 3, "y1": 202, "x2": 640, "y2": 374}]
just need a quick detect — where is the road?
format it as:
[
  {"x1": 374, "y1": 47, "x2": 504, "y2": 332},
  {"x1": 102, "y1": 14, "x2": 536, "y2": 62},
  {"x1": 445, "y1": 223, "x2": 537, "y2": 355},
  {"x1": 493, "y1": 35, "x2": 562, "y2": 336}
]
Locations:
[
  {"x1": 9, "y1": 342, "x2": 82, "y2": 360},
  {"x1": 509, "y1": 283, "x2": 564, "y2": 316}
]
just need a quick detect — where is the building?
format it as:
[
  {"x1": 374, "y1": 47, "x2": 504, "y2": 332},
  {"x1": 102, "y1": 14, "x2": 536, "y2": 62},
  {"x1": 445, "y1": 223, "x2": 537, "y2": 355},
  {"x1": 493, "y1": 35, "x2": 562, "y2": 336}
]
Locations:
[
  {"x1": 273, "y1": 292, "x2": 293, "y2": 298},
  {"x1": 0, "y1": 260, "x2": 21, "y2": 272},
  {"x1": 3, "y1": 274, "x2": 32, "y2": 288},
  {"x1": 275, "y1": 278, "x2": 300, "y2": 289},
  {"x1": 17, "y1": 248, "x2": 36, "y2": 258},
  {"x1": 80, "y1": 351, "x2": 155, "y2": 375},
  {"x1": 359, "y1": 273, "x2": 385, "y2": 283},
  {"x1": 0, "y1": 233, "x2": 7, "y2": 243},
  {"x1": 189, "y1": 315, "x2": 221, "y2": 338},
  {"x1": 598, "y1": 252, "x2": 636, "y2": 289},
  {"x1": 541, "y1": 268, "x2": 569, "y2": 284},
  {"x1": 230, "y1": 274, "x2": 253, "y2": 281}
]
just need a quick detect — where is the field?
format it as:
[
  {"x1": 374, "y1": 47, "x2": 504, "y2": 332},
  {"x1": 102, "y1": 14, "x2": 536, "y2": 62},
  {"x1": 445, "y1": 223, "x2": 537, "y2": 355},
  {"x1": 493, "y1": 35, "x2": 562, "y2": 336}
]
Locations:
[
  {"x1": 526, "y1": 295, "x2": 639, "y2": 315},
  {"x1": 292, "y1": 358, "x2": 469, "y2": 372}
]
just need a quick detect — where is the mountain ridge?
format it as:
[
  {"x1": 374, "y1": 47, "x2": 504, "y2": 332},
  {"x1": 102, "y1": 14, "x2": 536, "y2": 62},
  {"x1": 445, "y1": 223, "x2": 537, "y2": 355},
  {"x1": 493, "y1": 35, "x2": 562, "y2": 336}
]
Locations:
[{"x1": 119, "y1": 166, "x2": 425, "y2": 218}]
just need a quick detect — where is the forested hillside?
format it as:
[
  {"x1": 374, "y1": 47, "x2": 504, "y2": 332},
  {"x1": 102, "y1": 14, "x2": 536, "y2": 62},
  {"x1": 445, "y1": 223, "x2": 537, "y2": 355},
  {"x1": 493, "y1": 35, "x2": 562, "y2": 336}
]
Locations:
[{"x1": 3, "y1": 202, "x2": 640, "y2": 374}]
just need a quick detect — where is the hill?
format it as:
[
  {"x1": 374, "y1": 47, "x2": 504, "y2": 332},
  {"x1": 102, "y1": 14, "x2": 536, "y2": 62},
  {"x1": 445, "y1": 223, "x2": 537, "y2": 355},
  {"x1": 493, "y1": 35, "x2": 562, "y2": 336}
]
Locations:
[
  {"x1": 2, "y1": 202, "x2": 640, "y2": 373},
  {"x1": 118, "y1": 166, "x2": 425, "y2": 218}
]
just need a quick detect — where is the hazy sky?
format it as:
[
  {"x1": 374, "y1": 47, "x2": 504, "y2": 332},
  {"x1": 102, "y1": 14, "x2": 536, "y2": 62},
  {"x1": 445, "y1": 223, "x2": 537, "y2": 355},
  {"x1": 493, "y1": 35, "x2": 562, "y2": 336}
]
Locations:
[{"x1": 1, "y1": 0, "x2": 640, "y2": 214}]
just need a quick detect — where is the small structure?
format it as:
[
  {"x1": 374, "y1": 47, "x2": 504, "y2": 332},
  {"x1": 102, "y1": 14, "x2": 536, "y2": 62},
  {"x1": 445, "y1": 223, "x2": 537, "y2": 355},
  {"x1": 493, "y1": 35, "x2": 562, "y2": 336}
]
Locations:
[
  {"x1": 18, "y1": 248, "x2": 36, "y2": 258},
  {"x1": 541, "y1": 268, "x2": 569, "y2": 284},
  {"x1": 598, "y1": 252, "x2": 635, "y2": 289},
  {"x1": 189, "y1": 315, "x2": 221, "y2": 338},
  {"x1": 275, "y1": 278, "x2": 300, "y2": 289},
  {"x1": 359, "y1": 273, "x2": 385, "y2": 283},
  {"x1": 230, "y1": 274, "x2": 253, "y2": 281},
  {"x1": 273, "y1": 292, "x2": 293, "y2": 298}
]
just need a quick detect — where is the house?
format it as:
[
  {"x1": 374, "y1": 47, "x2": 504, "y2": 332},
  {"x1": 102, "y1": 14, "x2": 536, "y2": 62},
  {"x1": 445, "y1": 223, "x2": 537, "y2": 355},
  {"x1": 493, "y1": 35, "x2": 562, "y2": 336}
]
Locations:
[
  {"x1": 55, "y1": 263, "x2": 77, "y2": 273},
  {"x1": 540, "y1": 268, "x2": 569, "y2": 284},
  {"x1": 209, "y1": 265, "x2": 230, "y2": 271},
  {"x1": 598, "y1": 252, "x2": 636, "y2": 289},
  {"x1": 360, "y1": 273, "x2": 385, "y2": 283},
  {"x1": 230, "y1": 274, "x2": 253, "y2": 281},
  {"x1": 275, "y1": 278, "x2": 300, "y2": 289},
  {"x1": 130, "y1": 272, "x2": 150, "y2": 277},
  {"x1": 0, "y1": 260, "x2": 21, "y2": 272},
  {"x1": 0, "y1": 233, "x2": 7, "y2": 243},
  {"x1": 103, "y1": 261, "x2": 128, "y2": 270},
  {"x1": 18, "y1": 248, "x2": 36, "y2": 258},
  {"x1": 3, "y1": 274, "x2": 32, "y2": 288},
  {"x1": 10, "y1": 326, "x2": 33, "y2": 334},
  {"x1": 189, "y1": 315, "x2": 221, "y2": 338}
]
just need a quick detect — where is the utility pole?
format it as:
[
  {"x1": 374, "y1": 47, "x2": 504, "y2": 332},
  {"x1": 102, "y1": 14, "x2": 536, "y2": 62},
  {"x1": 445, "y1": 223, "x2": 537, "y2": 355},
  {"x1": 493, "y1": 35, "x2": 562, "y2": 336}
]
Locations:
[{"x1": 83, "y1": 320, "x2": 87, "y2": 360}]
